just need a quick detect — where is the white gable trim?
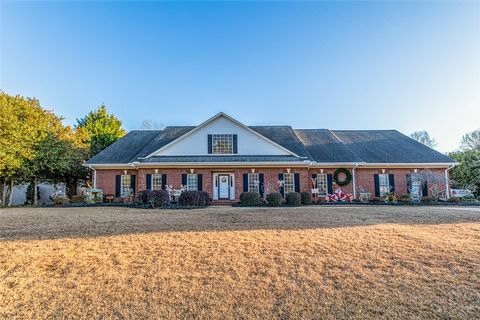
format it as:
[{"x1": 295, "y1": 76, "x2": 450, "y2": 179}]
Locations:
[{"x1": 145, "y1": 112, "x2": 301, "y2": 158}]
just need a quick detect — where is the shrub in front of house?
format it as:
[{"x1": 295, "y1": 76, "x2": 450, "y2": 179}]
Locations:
[
  {"x1": 266, "y1": 192, "x2": 283, "y2": 207},
  {"x1": 136, "y1": 190, "x2": 150, "y2": 205},
  {"x1": 178, "y1": 191, "x2": 209, "y2": 207},
  {"x1": 300, "y1": 192, "x2": 312, "y2": 205},
  {"x1": 421, "y1": 196, "x2": 434, "y2": 205},
  {"x1": 136, "y1": 190, "x2": 170, "y2": 208},
  {"x1": 149, "y1": 190, "x2": 170, "y2": 208},
  {"x1": 70, "y1": 195, "x2": 87, "y2": 203},
  {"x1": 448, "y1": 197, "x2": 461, "y2": 203},
  {"x1": 239, "y1": 192, "x2": 262, "y2": 206},
  {"x1": 53, "y1": 196, "x2": 70, "y2": 205},
  {"x1": 286, "y1": 192, "x2": 301, "y2": 206},
  {"x1": 200, "y1": 191, "x2": 211, "y2": 206},
  {"x1": 398, "y1": 194, "x2": 410, "y2": 203}
]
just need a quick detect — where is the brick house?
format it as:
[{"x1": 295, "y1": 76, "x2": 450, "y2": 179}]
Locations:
[{"x1": 86, "y1": 113, "x2": 456, "y2": 203}]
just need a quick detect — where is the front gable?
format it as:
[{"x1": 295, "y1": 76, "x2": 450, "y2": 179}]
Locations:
[{"x1": 148, "y1": 113, "x2": 297, "y2": 157}]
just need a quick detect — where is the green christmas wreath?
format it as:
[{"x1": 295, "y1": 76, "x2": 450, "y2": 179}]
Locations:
[{"x1": 333, "y1": 168, "x2": 352, "y2": 186}]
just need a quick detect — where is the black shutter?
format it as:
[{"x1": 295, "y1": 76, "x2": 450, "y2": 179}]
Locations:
[
  {"x1": 279, "y1": 173, "x2": 284, "y2": 197},
  {"x1": 327, "y1": 174, "x2": 333, "y2": 194},
  {"x1": 207, "y1": 135, "x2": 213, "y2": 154},
  {"x1": 162, "y1": 174, "x2": 167, "y2": 190},
  {"x1": 243, "y1": 174, "x2": 249, "y2": 192},
  {"x1": 388, "y1": 174, "x2": 395, "y2": 192},
  {"x1": 146, "y1": 174, "x2": 152, "y2": 191},
  {"x1": 259, "y1": 173, "x2": 264, "y2": 197},
  {"x1": 131, "y1": 175, "x2": 136, "y2": 195},
  {"x1": 422, "y1": 181, "x2": 428, "y2": 197},
  {"x1": 374, "y1": 174, "x2": 380, "y2": 197},
  {"x1": 406, "y1": 174, "x2": 411, "y2": 194},
  {"x1": 294, "y1": 173, "x2": 300, "y2": 193},
  {"x1": 197, "y1": 174, "x2": 203, "y2": 191},
  {"x1": 182, "y1": 174, "x2": 187, "y2": 186},
  {"x1": 115, "y1": 175, "x2": 121, "y2": 197},
  {"x1": 233, "y1": 134, "x2": 238, "y2": 154},
  {"x1": 312, "y1": 174, "x2": 317, "y2": 188}
]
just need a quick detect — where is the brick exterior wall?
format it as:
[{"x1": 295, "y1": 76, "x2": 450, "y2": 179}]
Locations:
[
  {"x1": 354, "y1": 168, "x2": 446, "y2": 197},
  {"x1": 95, "y1": 167, "x2": 447, "y2": 200}
]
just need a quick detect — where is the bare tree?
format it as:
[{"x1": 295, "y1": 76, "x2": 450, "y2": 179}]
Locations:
[
  {"x1": 410, "y1": 131, "x2": 437, "y2": 148},
  {"x1": 141, "y1": 120, "x2": 164, "y2": 130},
  {"x1": 461, "y1": 129, "x2": 480, "y2": 150}
]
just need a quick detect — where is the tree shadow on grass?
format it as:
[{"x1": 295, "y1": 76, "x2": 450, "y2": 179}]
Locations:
[{"x1": 1, "y1": 206, "x2": 479, "y2": 241}]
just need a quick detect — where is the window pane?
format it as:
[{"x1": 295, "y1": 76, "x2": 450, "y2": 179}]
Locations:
[
  {"x1": 152, "y1": 174, "x2": 162, "y2": 190},
  {"x1": 317, "y1": 174, "x2": 327, "y2": 195},
  {"x1": 212, "y1": 134, "x2": 233, "y2": 154},
  {"x1": 284, "y1": 173, "x2": 294, "y2": 194},
  {"x1": 379, "y1": 174, "x2": 390, "y2": 196},
  {"x1": 187, "y1": 174, "x2": 197, "y2": 191},
  {"x1": 248, "y1": 173, "x2": 259, "y2": 193},
  {"x1": 121, "y1": 175, "x2": 131, "y2": 197}
]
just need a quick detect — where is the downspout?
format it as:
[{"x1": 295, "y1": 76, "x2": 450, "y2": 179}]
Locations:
[
  {"x1": 352, "y1": 163, "x2": 359, "y2": 199},
  {"x1": 89, "y1": 165, "x2": 97, "y2": 188},
  {"x1": 444, "y1": 164, "x2": 456, "y2": 199}
]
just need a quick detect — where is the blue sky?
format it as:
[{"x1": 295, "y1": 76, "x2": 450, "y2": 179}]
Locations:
[{"x1": 1, "y1": 1, "x2": 479, "y2": 152}]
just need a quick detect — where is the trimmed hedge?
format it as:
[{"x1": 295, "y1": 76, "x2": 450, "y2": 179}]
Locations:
[
  {"x1": 239, "y1": 192, "x2": 262, "y2": 206},
  {"x1": 136, "y1": 190, "x2": 170, "y2": 208},
  {"x1": 300, "y1": 192, "x2": 312, "y2": 205},
  {"x1": 178, "y1": 191, "x2": 210, "y2": 207},
  {"x1": 286, "y1": 192, "x2": 301, "y2": 206},
  {"x1": 266, "y1": 192, "x2": 283, "y2": 207}
]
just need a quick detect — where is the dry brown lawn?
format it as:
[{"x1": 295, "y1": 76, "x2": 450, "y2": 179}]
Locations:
[{"x1": 1, "y1": 206, "x2": 479, "y2": 319}]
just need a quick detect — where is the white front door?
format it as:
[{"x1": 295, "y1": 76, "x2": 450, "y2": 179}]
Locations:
[{"x1": 218, "y1": 174, "x2": 230, "y2": 199}]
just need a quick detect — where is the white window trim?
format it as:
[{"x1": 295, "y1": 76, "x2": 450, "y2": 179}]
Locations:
[
  {"x1": 379, "y1": 174, "x2": 390, "y2": 196},
  {"x1": 316, "y1": 173, "x2": 327, "y2": 196},
  {"x1": 187, "y1": 174, "x2": 198, "y2": 191},
  {"x1": 248, "y1": 173, "x2": 260, "y2": 193},
  {"x1": 151, "y1": 173, "x2": 163, "y2": 190},
  {"x1": 284, "y1": 173, "x2": 295, "y2": 194},
  {"x1": 121, "y1": 174, "x2": 132, "y2": 197},
  {"x1": 212, "y1": 134, "x2": 234, "y2": 155}
]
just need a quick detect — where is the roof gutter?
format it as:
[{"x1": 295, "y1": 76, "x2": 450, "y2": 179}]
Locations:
[
  {"x1": 444, "y1": 163, "x2": 457, "y2": 199},
  {"x1": 352, "y1": 163, "x2": 359, "y2": 199},
  {"x1": 131, "y1": 161, "x2": 312, "y2": 168},
  {"x1": 87, "y1": 165, "x2": 97, "y2": 188}
]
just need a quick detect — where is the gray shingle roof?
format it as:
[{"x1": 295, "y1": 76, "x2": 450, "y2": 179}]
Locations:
[
  {"x1": 249, "y1": 126, "x2": 312, "y2": 159},
  {"x1": 331, "y1": 130, "x2": 454, "y2": 163},
  {"x1": 294, "y1": 129, "x2": 363, "y2": 163},
  {"x1": 86, "y1": 130, "x2": 159, "y2": 164},
  {"x1": 86, "y1": 125, "x2": 454, "y2": 165}
]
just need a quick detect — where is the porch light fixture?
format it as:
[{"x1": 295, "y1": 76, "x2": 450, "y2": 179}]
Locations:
[
  {"x1": 414, "y1": 169, "x2": 418, "y2": 173},
  {"x1": 381, "y1": 169, "x2": 386, "y2": 174},
  {"x1": 287, "y1": 168, "x2": 291, "y2": 173},
  {"x1": 251, "y1": 168, "x2": 255, "y2": 173},
  {"x1": 320, "y1": 169, "x2": 324, "y2": 174},
  {"x1": 123, "y1": 170, "x2": 128, "y2": 175},
  {"x1": 154, "y1": 169, "x2": 159, "y2": 174},
  {"x1": 190, "y1": 169, "x2": 195, "y2": 174}
]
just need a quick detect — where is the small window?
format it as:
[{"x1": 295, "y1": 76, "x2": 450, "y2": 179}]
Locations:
[
  {"x1": 316, "y1": 174, "x2": 327, "y2": 195},
  {"x1": 410, "y1": 176, "x2": 422, "y2": 198},
  {"x1": 212, "y1": 134, "x2": 233, "y2": 154},
  {"x1": 248, "y1": 173, "x2": 259, "y2": 193},
  {"x1": 187, "y1": 174, "x2": 198, "y2": 191},
  {"x1": 283, "y1": 173, "x2": 295, "y2": 194},
  {"x1": 379, "y1": 174, "x2": 390, "y2": 196},
  {"x1": 152, "y1": 174, "x2": 163, "y2": 190},
  {"x1": 121, "y1": 175, "x2": 132, "y2": 197}
]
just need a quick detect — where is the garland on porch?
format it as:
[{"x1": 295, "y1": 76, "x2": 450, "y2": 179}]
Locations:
[{"x1": 333, "y1": 168, "x2": 352, "y2": 186}]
